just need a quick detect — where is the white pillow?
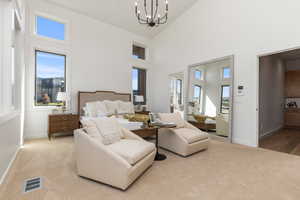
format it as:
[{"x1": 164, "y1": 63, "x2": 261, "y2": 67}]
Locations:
[
  {"x1": 117, "y1": 101, "x2": 135, "y2": 114},
  {"x1": 92, "y1": 117, "x2": 123, "y2": 145},
  {"x1": 104, "y1": 100, "x2": 119, "y2": 115},
  {"x1": 85, "y1": 101, "x2": 108, "y2": 117},
  {"x1": 158, "y1": 112, "x2": 185, "y2": 128},
  {"x1": 84, "y1": 126, "x2": 104, "y2": 143}
]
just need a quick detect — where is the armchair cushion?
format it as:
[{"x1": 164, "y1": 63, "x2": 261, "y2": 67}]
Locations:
[
  {"x1": 107, "y1": 139, "x2": 155, "y2": 165},
  {"x1": 158, "y1": 112, "x2": 185, "y2": 128},
  {"x1": 173, "y1": 128, "x2": 208, "y2": 144}
]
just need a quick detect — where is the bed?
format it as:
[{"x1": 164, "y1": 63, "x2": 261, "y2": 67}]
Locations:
[{"x1": 78, "y1": 91, "x2": 144, "y2": 130}]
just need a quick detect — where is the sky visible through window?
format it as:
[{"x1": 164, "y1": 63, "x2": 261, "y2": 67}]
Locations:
[
  {"x1": 194, "y1": 85, "x2": 201, "y2": 101},
  {"x1": 195, "y1": 70, "x2": 202, "y2": 80},
  {"x1": 36, "y1": 16, "x2": 65, "y2": 40},
  {"x1": 132, "y1": 68, "x2": 138, "y2": 91},
  {"x1": 36, "y1": 51, "x2": 65, "y2": 78},
  {"x1": 223, "y1": 67, "x2": 230, "y2": 79},
  {"x1": 222, "y1": 86, "x2": 230, "y2": 98}
]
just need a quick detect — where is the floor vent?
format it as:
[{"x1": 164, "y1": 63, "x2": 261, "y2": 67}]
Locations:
[{"x1": 23, "y1": 177, "x2": 42, "y2": 193}]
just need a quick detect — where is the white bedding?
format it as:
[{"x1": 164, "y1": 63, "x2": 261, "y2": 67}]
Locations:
[{"x1": 81, "y1": 116, "x2": 143, "y2": 131}]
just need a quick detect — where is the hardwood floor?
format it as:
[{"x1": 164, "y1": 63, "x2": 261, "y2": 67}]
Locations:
[{"x1": 260, "y1": 128, "x2": 300, "y2": 156}]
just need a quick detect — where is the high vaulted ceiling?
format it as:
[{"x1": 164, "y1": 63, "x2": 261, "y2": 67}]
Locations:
[{"x1": 46, "y1": 0, "x2": 198, "y2": 38}]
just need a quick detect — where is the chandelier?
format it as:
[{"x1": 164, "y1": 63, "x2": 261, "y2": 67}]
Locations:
[{"x1": 135, "y1": 0, "x2": 169, "y2": 27}]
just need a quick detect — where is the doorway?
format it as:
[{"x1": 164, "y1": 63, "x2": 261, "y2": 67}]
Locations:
[
  {"x1": 169, "y1": 71, "x2": 185, "y2": 117},
  {"x1": 258, "y1": 48, "x2": 300, "y2": 156}
]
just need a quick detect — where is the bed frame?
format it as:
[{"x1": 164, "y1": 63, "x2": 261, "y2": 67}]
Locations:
[{"x1": 77, "y1": 91, "x2": 131, "y2": 116}]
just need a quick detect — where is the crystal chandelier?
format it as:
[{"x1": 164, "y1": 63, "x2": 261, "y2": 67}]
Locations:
[{"x1": 135, "y1": 0, "x2": 169, "y2": 27}]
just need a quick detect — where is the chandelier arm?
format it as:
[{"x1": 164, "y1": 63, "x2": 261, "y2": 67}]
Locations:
[
  {"x1": 153, "y1": 0, "x2": 158, "y2": 20},
  {"x1": 143, "y1": 0, "x2": 148, "y2": 18}
]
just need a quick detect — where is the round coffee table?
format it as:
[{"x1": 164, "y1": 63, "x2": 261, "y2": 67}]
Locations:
[{"x1": 150, "y1": 123, "x2": 176, "y2": 161}]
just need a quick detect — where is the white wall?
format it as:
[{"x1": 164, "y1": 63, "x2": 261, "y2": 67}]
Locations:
[
  {"x1": 150, "y1": 0, "x2": 300, "y2": 147},
  {"x1": 259, "y1": 56, "x2": 285, "y2": 138},
  {"x1": 24, "y1": 0, "x2": 151, "y2": 139},
  {"x1": 0, "y1": 0, "x2": 25, "y2": 184}
]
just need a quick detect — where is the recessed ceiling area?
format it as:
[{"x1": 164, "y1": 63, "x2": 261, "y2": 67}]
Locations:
[{"x1": 45, "y1": 0, "x2": 198, "y2": 38}]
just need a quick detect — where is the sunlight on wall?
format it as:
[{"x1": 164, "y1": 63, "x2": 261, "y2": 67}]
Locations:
[{"x1": 205, "y1": 96, "x2": 216, "y2": 117}]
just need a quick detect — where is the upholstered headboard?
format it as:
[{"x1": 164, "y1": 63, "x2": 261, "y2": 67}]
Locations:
[{"x1": 78, "y1": 91, "x2": 131, "y2": 116}]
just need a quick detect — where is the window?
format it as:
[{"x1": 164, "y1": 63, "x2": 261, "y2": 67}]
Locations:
[
  {"x1": 195, "y1": 70, "x2": 202, "y2": 80},
  {"x1": 222, "y1": 67, "x2": 231, "y2": 79},
  {"x1": 35, "y1": 50, "x2": 66, "y2": 106},
  {"x1": 220, "y1": 85, "x2": 230, "y2": 114},
  {"x1": 132, "y1": 44, "x2": 146, "y2": 60},
  {"x1": 193, "y1": 85, "x2": 202, "y2": 104},
  {"x1": 36, "y1": 16, "x2": 65, "y2": 40},
  {"x1": 132, "y1": 67, "x2": 146, "y2": 105},
  {"x1": 176, "y1": 79, "x2": 183, "y2": 105}
]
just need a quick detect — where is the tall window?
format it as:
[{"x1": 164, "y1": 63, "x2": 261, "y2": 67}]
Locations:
[
  {"x1": 36, "y1": 16, "x2": 65, "y2": 40},
  {"x1": 194, "y1": 70, "x2": 202, "y2": 80},
  {"x1": 193, "y1": 85, "x2": 202, "y2": 104},
  {"x1": 176, "y1": 79, "x2": 183, "y2": 105},
  {"x1": 222, "y1": 67, "x2": 231, "y2": 79},
  {"x1": 220, "y1": 85, "x2": 230, "y2": 114},
  {"x1": 132, "y1": 67, "x2": 146, "y2": 105},
  {"x1": 132, "y1": 44, "x2": 146, "y2": 60},
  {"x1": 35, "y1": 50, "x2": 66, "y2": 106}
]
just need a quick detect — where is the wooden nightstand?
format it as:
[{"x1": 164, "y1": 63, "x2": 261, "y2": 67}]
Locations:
[
  {"x1": 48, "y1": 114, "x2": 79, "y2": 140},
  {"x1": 135, "y1": 111, "x2": 150, "y2": 115}
]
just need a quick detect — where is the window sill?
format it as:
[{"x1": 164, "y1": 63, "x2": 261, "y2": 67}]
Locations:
[{"x1": 0, "y1": 110, "x2": 21, "y2": 126}]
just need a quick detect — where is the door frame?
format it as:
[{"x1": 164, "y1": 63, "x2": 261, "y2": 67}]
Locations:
[
  {"x1": 186, "y1": 55, "x2": 235, "y2": 143},
  {"x1": 256, "y1": 46, "x2": 300, "y2": 147}
]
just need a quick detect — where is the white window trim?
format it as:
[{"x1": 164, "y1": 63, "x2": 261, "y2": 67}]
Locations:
[
  {"x1": 32, "y1": 11, "x2": 70, "y2": 44},
  {"x1": 29, "y1": 46, "x2": 71, "y2": 111}
]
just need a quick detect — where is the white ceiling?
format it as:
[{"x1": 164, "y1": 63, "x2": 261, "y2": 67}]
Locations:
[{"x1": 46, "y1": 0, "x2": 198, "y2": 38}]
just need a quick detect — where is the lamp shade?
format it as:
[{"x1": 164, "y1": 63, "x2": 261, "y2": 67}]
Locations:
[
  {"x1": 56, "y1": 92, "x2": 68, "y2": 102},
  {"x1": 135, "y1": 95, "x2": 144, "y2": 103}
]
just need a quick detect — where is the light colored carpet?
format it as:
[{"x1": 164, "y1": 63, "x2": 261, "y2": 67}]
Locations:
[{"x1": 1, "y1": 137, "x2": 300, "y2": 200}]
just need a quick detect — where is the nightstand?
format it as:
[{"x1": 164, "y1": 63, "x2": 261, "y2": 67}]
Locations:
[
  {"x1": 48, "y1": 114, "x2": 79, "y2": 140},
  {"x1": 135, "y1": 111, "x2": 150, "y2": 115}
]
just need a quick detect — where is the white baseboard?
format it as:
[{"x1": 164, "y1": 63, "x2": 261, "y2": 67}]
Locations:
[
  {"x1": 0, "y1": 146, "x2": 20, "y2": 185},
  {"x1": 260, "y1": 125, "x2": 283, "y2": 139}
]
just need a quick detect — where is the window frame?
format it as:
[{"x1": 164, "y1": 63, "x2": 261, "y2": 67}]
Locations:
[
  {"x1": 132, "y1": 42, "x2": 147, "y2": 61},
  {"x1": 33, "y1": 12, "x2": 69, "y2": 43},
  {"x1": 220, "y1": 85, "x2": 230, "y2": 114},
  {"x1": 193, "y1": 85, "x2": 202, "y2": 104},
  {"x1": 132, "y1": 67, "x2": 147, "y2": 105},
  {"x1": 175, "y1": 79, "x2": 183, "y2": 105},
  {"x1": 34, "y1": 49, "x2": 67, "y2": 107}
]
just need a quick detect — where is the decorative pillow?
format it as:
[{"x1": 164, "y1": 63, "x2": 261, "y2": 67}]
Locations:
[
  {"x1": 158, "y1": 112, "x2": 185, "y2": 128},
  {"x1": 104, "y1": 100, "x2": 119, "y2": 115},
  {"x1": 85, "y1": 101, "x2": 108, "y2": 117},
  {"x1": 117, "y1": 101, "x2": 135, "y2": 114},
  {"x1": 84, "y1": 126, "x2": 104, "y2": 143},
  {"x1": 92, "y1": 117, "x2": 123, "y2": 145},
  {"x1": 124, "y1": 114, "x2": 149, "y2": 123}
]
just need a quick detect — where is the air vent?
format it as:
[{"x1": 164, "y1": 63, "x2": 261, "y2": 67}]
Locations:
[{"x1": 23, "y1": 177, "x2": 42, "y2": 193}]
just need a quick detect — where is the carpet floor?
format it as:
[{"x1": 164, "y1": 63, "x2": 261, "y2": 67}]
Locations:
[{"x1": 1, "y1": 137, "x2": 300, "y2": 200}]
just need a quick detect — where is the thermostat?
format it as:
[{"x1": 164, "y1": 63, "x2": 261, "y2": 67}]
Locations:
[{"x1": 237, "y1": 85, "x2": 244, "y2": 96}]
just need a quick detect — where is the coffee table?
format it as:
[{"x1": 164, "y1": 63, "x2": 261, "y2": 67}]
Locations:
[{"x1": 150, "y1": 123, "x2": 176, "y2": 161}]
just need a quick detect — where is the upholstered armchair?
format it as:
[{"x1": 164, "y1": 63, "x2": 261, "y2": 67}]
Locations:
[
  {"x1": 216, "y1": 114, "x2": 229, "y2": 137},
  {"x1": 157, "y1": 113, "x2": 209, "y2": 157},
  {"x1": 74, "y1": 127, "x2": 156, "y2": 190}
]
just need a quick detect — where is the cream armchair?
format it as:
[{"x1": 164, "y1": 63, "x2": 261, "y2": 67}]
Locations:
[
  {"x1": 74, "y1": 128, "x2": 156, "y2": 190},
  {"x1": 216, "y1": 114, "x2": 229, "y2": 137},
  {"x1": 158, "y1": 113, "x2": 209, "y2": 157}
]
